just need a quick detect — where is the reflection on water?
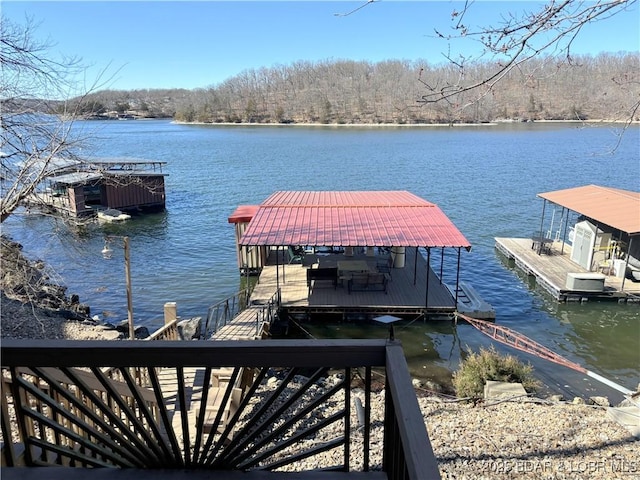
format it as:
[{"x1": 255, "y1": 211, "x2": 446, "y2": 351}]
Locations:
[
  {"x1": 297, "y1": 319, "x2": 469, "y2": 390},
  {"x1": 547, "y1": 303, "x2": 640, "y2": 378}
]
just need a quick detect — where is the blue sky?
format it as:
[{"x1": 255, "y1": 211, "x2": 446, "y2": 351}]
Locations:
[{"x1": 4, "y1": 1, "x2": 639, "y2": 92}]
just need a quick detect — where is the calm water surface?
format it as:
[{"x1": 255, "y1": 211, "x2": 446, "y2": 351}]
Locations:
[{"x1": 4, "y1": 120, "x2": 639, "y2": 399}]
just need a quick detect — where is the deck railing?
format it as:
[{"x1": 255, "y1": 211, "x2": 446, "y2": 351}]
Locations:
[
  {"x1": 251, "y1": 288, "x2": 281, "y2": 337},
  {"x1": 204, "y1": 288, "x2": 281, "y2": 339},
  {"x1": 1, "y1": 339, "x2": 440, "y2": 479},
  {"x1": 203, "y1": 288, "x2": 251, "y2": 338},
  {"x1": 146, "y1": 318, "x2": 179, "y2": 341}
]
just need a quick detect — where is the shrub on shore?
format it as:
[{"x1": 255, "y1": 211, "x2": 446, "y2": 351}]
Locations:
[{"x1": 453, "y1": 345, "x2": 540, "y2": 399}]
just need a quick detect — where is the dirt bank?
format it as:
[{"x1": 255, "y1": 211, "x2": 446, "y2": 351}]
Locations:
[{"x1": 0, "y1": 235, "x2": 107, "y2": 340}]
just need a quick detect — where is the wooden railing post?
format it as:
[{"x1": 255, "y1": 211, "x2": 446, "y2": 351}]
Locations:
[{"x1": 164, "y1": 302, "x2": 177, "y2": 326}]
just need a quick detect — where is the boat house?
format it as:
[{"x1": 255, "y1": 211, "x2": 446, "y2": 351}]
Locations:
[
  {"x1": 229, "y1": 191, "x2": 494, "y2": 323},
  {"x1": 37, "y1": 158, "x2": 167, "y2": 218},
  {"x1": 495, "y1": 184, "x2": 640, "y2": 301}
]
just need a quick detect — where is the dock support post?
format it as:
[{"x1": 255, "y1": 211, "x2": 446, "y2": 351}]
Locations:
[
  {"x1": 537, "y1": 200, "x2": 547, "y2": 255},
  {"x1": 276, "y1": 245, "x2": 281, "y2": 289},
  {"x1": 455, "y1": 248, "x2": 461, "y2": 305},
  {"x1": 621, "y1": 237, "x2": 633, "y2": 292},
  {"x1": 424, "y1": 247, "x2": 431, "y2": 309},
  {"x1": 561, "y1": 207, "x2": 569, "y2": 255}
]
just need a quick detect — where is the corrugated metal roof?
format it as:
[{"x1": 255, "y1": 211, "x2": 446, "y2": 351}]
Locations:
[
  {"x1": 538, "y1": 185, "x2": 640, "y2": 235},
  {"x1": 50, "y1": 172, "x2": 102, "y2": 185},
  {"x1": 238, "y1": 191, "x2": 471, "y2": 249}
]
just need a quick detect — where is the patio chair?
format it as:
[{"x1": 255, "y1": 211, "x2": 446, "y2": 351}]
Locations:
[{"x1": 287, "y1": 246, "x2": 304, "y2": 264}]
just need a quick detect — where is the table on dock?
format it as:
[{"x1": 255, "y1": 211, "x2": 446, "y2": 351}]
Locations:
[{"x1": 531, "y1": 236, "x2": 554, "y2": 254}]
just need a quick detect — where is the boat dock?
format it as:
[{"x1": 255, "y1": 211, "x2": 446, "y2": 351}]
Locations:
[
  {"x1": 251, "y1": 248, "x2": 462, "y2": 321},
  {"x1": 495, "y1": 237, "x2": 640, "y2": 302},
  {"x1": 28, "y1": 157, "x2": 167, "y2": 219},
  {"x1": 227, "y1": 190, "x2": 496, "y2": 326}
]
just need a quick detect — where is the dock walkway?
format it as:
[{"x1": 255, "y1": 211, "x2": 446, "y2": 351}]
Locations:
[
  {"x1": 211, "y1": 307, "x2": 263, "y2": 340},
  {"x1": 495, "y1": 237, "x2": 640, "y2": 301}
]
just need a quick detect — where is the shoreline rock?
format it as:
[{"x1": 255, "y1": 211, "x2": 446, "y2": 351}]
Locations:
[
  {"x1": 0, "y1": 235, "x2": 115, "y2": 340},
  {"x1": 0, "y1": 292, "x2": 120, "y2": 340},
  {"x1": 1, "y1": 236, "x2": 90, "y2": 316}
]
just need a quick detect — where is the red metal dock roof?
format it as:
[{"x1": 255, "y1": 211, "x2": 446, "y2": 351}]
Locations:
[
  {"x1": 538, "y1": 185, "x2": 640, "y2": 235},
  {"x1": 228, "y1": 205, "x2": 260, "y2": 224},
  {"x1": 237, "y1": 191, "x2": 471, "y2": 249}
]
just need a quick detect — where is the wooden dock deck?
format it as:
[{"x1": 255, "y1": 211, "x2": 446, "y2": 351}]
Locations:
[
  {"x1": 250, "y1": 247, "x2": 456, "y2": 319},
  {"x1": 495, "y1": 237, "x2": 640, "y2": 302},
  {"x1": 211, "y1": 307, "x2": 264, "y2": 340}
]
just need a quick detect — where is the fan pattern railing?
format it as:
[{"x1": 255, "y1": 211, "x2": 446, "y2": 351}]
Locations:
[{"x1": 1, "y1": 339, "x2": 440, "y2": 479}]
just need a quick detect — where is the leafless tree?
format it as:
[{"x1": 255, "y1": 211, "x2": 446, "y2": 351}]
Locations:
[
  {"x1": 0, "y1": 15, "x2": 111, "y2": 223},
  {"x1": 420, "y1": 0, "x2": 639, "y2": 124}
]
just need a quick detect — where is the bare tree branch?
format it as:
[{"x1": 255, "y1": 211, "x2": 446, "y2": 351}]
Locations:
[
  {"x1": 334, "y1": 0, "x2": 377, "y2": 18},
  {"x1": 420, "y1": 0, "x2": 638, "y2": 120},
  {"x1": 1, "y1": 15, "x2": 119, "y2": 223}
]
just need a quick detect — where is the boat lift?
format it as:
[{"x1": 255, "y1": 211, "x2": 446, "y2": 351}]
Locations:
[{"x1": 455, "y1": 312, "x2": 634, "y2": 396}]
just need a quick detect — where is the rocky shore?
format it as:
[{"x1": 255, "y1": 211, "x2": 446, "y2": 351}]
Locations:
[
  {"x1": 1, "y1": 235, "x2": 120, "y2": 340},
  {"x1": 0, "y1": 292, "x2": 119, "y2": 340}
]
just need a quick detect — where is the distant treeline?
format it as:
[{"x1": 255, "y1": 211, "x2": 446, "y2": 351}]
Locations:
[{"x1": 71, "y1": 53, "x2": 639, "y2": 124}]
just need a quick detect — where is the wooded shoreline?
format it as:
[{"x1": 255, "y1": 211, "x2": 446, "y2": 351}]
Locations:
[{"x1": 65, "y1": 54, "x2": 639, "y2": 125}]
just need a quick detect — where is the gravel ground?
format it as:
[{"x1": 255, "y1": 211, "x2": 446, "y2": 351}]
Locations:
[
  {"x1": 257, "y1": 375, "x2": 638, "y2": 480},
  {"x1": 420, "y1": 396, "x2": 639, "y2": 480}
]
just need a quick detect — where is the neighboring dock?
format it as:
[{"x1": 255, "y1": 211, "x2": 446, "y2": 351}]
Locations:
[
  {"x1": 495, "y1": 237, "x2": 640, "y2": 302},
  {"x1": 28, "y1": 157, "x2": 167, "y2": 219}
]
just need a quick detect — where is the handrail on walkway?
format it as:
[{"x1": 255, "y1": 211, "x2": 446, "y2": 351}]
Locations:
[
  {"x1": 203, "y1": 288, "x2": 251, "y2": 338},
  {"x1": 146, "y1": 318, "x2": 180, "y2": 341},
  {"x1": 1, "y1": 339, "x2": 440, "y2": 480},
  {"x1": 204, "y1": 288, "x2": 281, "y2": 339}
]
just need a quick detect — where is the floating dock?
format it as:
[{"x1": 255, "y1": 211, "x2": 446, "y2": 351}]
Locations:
[
  {"x1": 228, "y1": 190, "x2": 496, "y2": 325},
  {"x1": 495, "y1": 237, "x2": 640, "y2": 302},
  {"x1": 249, "y1": 247, "x2": 495, "y2": 321}
]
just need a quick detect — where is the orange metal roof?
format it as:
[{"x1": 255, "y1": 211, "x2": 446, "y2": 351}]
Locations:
[
  {"x1": 538, "y1": 185, "x2": 640, "y2": 235},
  {"x1": 237, "y1": 191, "x2": 471, "y2": 249}
]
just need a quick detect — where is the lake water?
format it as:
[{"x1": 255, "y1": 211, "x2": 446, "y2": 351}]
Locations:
[{"x1": 3, "y1": 120, "x2": 639, "y2": 400}]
